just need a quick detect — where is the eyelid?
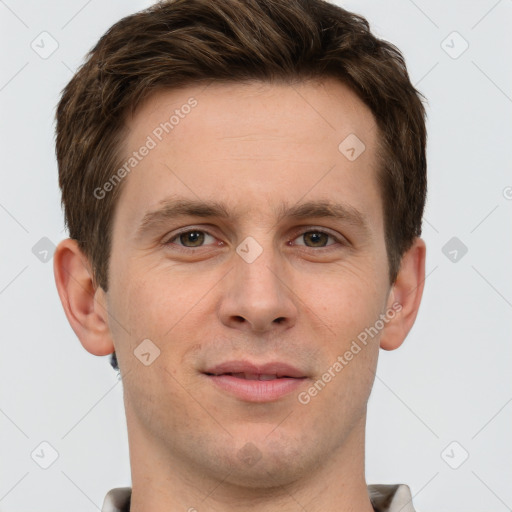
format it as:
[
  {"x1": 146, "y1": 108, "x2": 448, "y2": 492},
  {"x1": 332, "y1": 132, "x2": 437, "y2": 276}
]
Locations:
[
  {"x1": 288, "y1": 225, "x2": 347, "y2": 246},
  {"x1": 164, "y1": 226, "x2": 219, "y2": 246},
  {"x1": 163, "y1": 225, "x2": 348, "y2": 249}
]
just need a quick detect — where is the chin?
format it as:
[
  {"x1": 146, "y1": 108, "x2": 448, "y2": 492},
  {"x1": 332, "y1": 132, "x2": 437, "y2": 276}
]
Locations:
[{"x1": 209, "y1": 435, "x2": 316, "y2": 489}]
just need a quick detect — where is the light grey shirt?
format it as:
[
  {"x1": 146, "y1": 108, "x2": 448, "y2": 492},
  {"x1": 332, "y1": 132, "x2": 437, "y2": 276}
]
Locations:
[{"x1": 101, "y1": 484, "x2": 416, "y2": 512}]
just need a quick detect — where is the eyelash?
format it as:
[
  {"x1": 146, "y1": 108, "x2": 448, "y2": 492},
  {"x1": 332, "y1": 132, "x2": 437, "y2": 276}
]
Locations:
[{"x1": 162, "y1": 227, "x2": 347, "y2": 253}]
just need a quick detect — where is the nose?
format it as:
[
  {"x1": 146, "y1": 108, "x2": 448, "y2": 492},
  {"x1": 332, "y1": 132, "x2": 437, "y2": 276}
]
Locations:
[{"x1": 217, "y1": 241, "x2": 298, "y2": 334}]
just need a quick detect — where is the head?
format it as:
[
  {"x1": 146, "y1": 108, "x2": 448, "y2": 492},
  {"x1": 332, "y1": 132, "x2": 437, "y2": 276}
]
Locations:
[{"x1": 54, "y1": 0, "x2": 426, "y2": 495}]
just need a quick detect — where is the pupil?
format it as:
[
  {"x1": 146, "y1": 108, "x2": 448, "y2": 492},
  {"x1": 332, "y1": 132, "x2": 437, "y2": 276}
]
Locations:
[
  {"x1": 305, "y1": 232, "x2": 327, "y2": 247},
  {"x1": 181, "y1": 231, "x2": 204, "y2": 246}
]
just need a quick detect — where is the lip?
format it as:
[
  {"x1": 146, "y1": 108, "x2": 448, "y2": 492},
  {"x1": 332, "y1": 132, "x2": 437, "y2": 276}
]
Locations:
[
  {"x1": 202, "y1": 360, "x2": 308, "y2": 403},
  {"x1": 203, "y1": 360, "x2": 306, "y2": 378}
]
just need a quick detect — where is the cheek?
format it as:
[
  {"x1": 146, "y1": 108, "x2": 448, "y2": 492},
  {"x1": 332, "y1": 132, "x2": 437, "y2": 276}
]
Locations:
[
  {"x1": 123, "y1": 356, "x2": 204, "y2": 447},
  {"x1": 112, "y1": 260, "x2": 189, "y2": 337},
  {"x1": 311, "y1": 263, "x2": 385, "y2": 401},
  {"x1": 311, "y1": 262, "x2": 386, "y2": 337},
  {"x1": 305, "y1": 279, "x2": 382, "y2": 414},
  {"x1": 106, "y1": 263, "x2": 168, "y2": 373}
]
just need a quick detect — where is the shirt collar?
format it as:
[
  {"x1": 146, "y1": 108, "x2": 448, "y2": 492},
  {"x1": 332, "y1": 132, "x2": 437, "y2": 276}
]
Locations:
[{"x1": 101, "y1": 483, "x2": 416, "y2": 512}]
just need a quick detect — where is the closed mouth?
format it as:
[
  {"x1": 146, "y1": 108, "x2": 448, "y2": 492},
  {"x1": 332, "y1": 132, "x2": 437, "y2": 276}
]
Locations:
[{"x1": 205, "y1": 372, "x2": 304, "y2": 380}]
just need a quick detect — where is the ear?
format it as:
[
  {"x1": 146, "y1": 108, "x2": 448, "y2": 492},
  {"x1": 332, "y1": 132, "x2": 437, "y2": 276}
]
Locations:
[
  {"x1": 380, "y1": 237, "x2": 426, "y2": 351},
  {"x1": 53, "y1": 238, "x2": 114, "y2": 356}
]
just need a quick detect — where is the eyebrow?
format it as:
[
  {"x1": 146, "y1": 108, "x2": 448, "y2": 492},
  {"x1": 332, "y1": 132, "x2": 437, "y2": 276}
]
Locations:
[{"x1": 134, "y1": 197, "x2": 371, "y2": 240}]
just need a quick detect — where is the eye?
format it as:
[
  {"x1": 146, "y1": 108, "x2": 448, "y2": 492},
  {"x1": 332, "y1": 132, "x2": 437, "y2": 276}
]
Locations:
[
  {"x1": 166, "y1": 229, "x2": 217, "y2": 248},
  {"x1": 163, "y1": 227, "x2": 345, "y2": 252},
  {"x1": 291, "y1": 229, "x2": 342, "y2": 248}
]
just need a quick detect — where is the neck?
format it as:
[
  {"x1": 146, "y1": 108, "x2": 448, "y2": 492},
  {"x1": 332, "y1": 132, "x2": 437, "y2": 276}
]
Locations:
[{"x1": 125, "y1": 404, "x2": 375, "y2": 512}]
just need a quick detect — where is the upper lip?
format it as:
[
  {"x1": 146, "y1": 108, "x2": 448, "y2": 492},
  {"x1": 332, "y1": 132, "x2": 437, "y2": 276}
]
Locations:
[{"x1": 203, "y1": 360, "x2": 307, "y2": 378}]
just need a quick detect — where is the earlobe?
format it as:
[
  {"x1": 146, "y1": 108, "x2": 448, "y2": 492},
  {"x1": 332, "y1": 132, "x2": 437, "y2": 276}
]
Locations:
[
  {"x1": 53, "y1": 238, "x2": 115, "y2": 357},
  {"x1": 380, "y1": 237, "x2": 426, "y2": 351}
]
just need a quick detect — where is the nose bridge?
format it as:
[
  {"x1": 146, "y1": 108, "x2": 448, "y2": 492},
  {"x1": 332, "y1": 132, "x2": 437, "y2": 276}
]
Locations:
[
  {"x1": 218, "y1": 232, "x2": 297, "y2": 332},
  {"x1": 235, "y1": 233, "x2": 285, "y2": 301}
]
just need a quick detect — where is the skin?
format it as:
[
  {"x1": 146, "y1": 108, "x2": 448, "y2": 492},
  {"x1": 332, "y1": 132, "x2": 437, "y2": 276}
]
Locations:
[{"x1": 54, "y1": 78, "x2": 426, "y2": 512}]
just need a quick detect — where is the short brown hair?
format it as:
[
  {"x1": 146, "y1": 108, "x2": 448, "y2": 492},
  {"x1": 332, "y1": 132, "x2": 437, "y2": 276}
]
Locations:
[{"x1": 56, "y1": 0, "x2": 426, "y2": 295}]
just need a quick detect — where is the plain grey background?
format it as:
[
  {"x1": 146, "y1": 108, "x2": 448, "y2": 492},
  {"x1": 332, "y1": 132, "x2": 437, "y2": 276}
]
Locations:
[{"x1": 1, "y1": 0, "x2": 511, "y2": 511}]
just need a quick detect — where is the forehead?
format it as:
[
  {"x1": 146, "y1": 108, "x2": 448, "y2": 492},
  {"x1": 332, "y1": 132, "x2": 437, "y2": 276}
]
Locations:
[
  {"x1": 127, "y1": 78, "x2": 376, "y2": 149},
  {"x1": 113, "y1": 79, "x2": 382, "y2": 238}
]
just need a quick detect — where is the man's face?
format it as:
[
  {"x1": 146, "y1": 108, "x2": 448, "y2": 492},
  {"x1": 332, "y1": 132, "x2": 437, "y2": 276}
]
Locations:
[{"x1": 104, "y1": 79, "x2": 392, "y2": 486}]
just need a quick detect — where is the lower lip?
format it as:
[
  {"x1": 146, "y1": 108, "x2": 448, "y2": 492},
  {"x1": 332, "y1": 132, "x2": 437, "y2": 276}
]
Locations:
[{"x1": 205, "y1": 374, "x2": 307, "y2": 402}]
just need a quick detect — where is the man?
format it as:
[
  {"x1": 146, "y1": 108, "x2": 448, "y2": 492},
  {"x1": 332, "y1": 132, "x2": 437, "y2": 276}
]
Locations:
[{"x1": 53, "y1": 0, "x2": 427, "y2": 510}]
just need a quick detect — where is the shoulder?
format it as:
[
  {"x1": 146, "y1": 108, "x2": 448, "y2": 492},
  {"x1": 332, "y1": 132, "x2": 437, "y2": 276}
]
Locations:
[
  {"x1": 101, "y1": 487, "x2": 132, "y2": 512},
  {"x1": 101, "y1": 484, "x2": 416, "y2": 512},
  {"x1": 367, "y1": 483, "x2": 416, "y2": 512}
]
